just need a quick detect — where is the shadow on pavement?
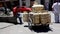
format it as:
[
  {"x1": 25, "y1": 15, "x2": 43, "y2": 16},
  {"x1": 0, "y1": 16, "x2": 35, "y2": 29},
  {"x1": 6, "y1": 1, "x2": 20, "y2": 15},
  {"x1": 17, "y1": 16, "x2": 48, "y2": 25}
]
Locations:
[
  {"x1": 55, "y1": 22, "x2": 60, "y2": 23},
  {"x1": 30, "y1": 26, "x2": 52, "y2": 33},
  {"x1": 0, "y1": 25, "x2": 14, "y2": 29},
  {"x1": 0, "y1": 22, "x2": 18, "y2": 25},
  {"x1": 0, "y1": 17, "x2": 17, "y2": 25},
  {"x1": 24, "y1": 25, "x2": 52, "y2": 33},
  {"x1": 24, "y1": 25, "x2": 28, "y2": 27}
]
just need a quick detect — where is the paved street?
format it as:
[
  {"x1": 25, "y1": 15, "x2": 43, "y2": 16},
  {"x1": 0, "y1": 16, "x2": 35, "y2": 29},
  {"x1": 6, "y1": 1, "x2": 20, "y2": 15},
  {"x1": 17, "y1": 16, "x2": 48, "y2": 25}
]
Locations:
[
  {"x1": 0, "y1": 22, "x2": 60, "y2": 34},
  {"x1": 0, "y1": 12, "x2": 60, "y2": 34}
]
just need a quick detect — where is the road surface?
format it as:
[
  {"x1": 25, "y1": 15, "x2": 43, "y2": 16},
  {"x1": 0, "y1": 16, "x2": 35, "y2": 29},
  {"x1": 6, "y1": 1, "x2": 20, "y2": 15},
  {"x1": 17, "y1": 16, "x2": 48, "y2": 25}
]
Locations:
[{"x1": 0, "y1": 11, "x2": 60, "y2": 34}]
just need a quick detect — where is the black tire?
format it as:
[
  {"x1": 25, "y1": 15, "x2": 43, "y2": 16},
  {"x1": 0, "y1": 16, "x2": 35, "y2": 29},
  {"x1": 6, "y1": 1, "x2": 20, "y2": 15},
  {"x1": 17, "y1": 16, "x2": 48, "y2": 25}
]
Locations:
[
  {"x1": 46, "y1": 24, "x2": 49, "y2": 28},
  {"x1": 28, "y1": 22, "x2": 32, "y2": 29},
  {"x1": 47, "y1": 24, "x2": 49, "y2": 27},
  {"x1": 14, "y1": 23, "x2": 18, "y2": 25}
]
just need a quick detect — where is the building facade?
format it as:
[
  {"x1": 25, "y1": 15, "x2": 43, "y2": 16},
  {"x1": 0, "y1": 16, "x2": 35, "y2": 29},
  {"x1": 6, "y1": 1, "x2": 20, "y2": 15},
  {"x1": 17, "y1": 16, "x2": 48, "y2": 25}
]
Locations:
[
  {"x1": 19, "y1": 0, "x2": 41, "y2": 7},
  {"x1": 0, "y1": 0, "x2": 19, "y2": 10},
  {"x1": 19, "y1": 0, "x2": 57, "y2": 11},
  {"x1": 0, "y1": 0, "x2": 57, "y2": 11}
]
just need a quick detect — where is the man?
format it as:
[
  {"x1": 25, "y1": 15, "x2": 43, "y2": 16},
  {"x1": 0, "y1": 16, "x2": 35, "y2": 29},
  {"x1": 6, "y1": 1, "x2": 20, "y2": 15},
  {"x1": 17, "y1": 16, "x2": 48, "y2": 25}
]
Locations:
[
  {"x1": 19, "y1": 4, "x2": 31, "y2": 24},
  {"x1": 13, "y1": 5, "x2": 23, "y2": 24},
  {"x1": 30, "y1": 0, "x2": 35, "y2": 8},
  {"x1": 0, "y1": 3, "x2": 5, "y2": 15},
  {"x1": 52, "y1": 0, "x2": 60, "y2": 23},
  {"x1": 13, "y1": 6, "x2": 18, "y2": 17}
]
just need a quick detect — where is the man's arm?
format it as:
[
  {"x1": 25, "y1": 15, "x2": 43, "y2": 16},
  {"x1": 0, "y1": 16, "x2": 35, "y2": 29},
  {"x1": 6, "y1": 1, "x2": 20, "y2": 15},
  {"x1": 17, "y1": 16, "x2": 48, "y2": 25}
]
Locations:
[
  {"x1": 52, "y1": 8, "x2": 54, "y2": 11},
  {"x1": 52, "y1": 4, "x2": 54, "y2": 11}
]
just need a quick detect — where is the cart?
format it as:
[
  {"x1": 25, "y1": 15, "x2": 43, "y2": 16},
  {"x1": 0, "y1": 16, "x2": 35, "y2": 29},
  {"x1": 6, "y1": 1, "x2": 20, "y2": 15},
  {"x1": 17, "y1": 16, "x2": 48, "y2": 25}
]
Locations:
[{"x1": 28, "y1": 12, "x2": 51, "y2": 29}]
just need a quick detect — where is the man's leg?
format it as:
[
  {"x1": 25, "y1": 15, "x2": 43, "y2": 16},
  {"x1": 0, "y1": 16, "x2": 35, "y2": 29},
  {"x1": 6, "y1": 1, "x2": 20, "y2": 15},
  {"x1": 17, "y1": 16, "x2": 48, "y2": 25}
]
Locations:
[
  {"x1": 17, "y1": 17, "x2": 20, "y2": 23},
  {"x1": 17, "y1": 14, "x2": 22, "y2": 24},
  {"x1": 59, "y1": 14, "x2": 60, "y2": 23},
  {"x1": 19, "y1": 17, "x2": 23, "y2": 24},
  {"x1": 55, "y1": 14, "x2": 59, "y2": 23}
]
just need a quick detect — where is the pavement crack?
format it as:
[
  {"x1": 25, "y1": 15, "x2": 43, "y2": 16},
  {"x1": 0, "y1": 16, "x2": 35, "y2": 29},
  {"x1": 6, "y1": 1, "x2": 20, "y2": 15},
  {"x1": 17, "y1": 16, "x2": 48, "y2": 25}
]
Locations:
[{"x1": 0, "y1": 25, "x2": 14, "y2": 29}]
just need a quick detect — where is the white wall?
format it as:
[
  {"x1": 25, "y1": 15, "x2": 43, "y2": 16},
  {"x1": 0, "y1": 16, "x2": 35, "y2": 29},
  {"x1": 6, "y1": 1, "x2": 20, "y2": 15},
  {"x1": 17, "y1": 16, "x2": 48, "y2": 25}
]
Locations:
[
  {"x1": 19, "y1": 0, "x2": 42, "y2": 7},
  {"x1": 9, "y1": 0, "x2": 17, "y2": 1},
  {"x1": 35, "y1": 0, "x2": 41, "y2": 4},
  {"x1": 45, "y1": 0, "x2": 49, "y2": 2},
  {"x1": 26, "y1": 0, "x2": 30, "y2": 7},
  {"x1": 19, "y1": 0, "x2": 22, "y2": 7}
]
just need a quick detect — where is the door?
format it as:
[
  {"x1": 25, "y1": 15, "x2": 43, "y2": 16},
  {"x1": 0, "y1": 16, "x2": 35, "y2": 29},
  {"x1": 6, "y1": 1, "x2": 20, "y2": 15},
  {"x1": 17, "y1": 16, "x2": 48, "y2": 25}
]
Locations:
[{"x1": 49, "y1": 0, "x2": 54, "y2": 11}]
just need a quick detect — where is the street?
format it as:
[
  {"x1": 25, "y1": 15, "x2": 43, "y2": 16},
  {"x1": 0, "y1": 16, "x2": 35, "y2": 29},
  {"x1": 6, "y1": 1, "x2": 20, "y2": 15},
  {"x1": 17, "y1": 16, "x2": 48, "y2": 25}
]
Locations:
[
  {"x1": 0, "y1": 0, "x2": 60, "y2": 34},
  {"x1": 0, "y1": 22, "x2": 60, "y2": 34},
  {"x1": 0, "y1": 11, "x2": 60, "y2": 34}
]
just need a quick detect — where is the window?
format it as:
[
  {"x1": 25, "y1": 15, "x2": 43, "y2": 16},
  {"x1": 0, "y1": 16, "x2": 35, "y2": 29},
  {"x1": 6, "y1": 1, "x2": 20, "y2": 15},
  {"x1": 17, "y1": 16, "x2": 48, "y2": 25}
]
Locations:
[
  {"x1": 49, "y1": 0, "x2": 53, "y2": 11},
  {"x1": 22, "y1": 1, "x2": 26, "y2": 6},
  {"x1": 22, "y1": 0, "x2": 25, "y2": 1},
  {"x1": 22, "y1": 0, "x2": 26, "y2": 6},
  {"x1": 41, "y1": 0, "x2": 45, "y2": 5},
  {"x1": 0, "y1": 0, "x2": 2, "y2": 1},
  {"x1": 30, "y1": 0, "x2": 35, "y2": 1}
]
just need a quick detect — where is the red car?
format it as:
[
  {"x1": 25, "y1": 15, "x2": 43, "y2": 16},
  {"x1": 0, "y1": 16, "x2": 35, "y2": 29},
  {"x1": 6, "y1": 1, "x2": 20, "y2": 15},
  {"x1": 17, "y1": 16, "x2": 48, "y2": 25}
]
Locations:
[
  {"x1": 19, "y1": 6, "x2": 32, "y2": 12},
  {"x1": 13, "y1": 6, "x2": 32, "y2": 16}
]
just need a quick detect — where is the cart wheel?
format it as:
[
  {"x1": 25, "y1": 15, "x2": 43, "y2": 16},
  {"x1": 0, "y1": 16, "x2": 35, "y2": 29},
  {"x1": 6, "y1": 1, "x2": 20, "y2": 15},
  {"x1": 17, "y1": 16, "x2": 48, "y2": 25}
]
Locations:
[
  {"x1": 47, "y1": 24, "x2": 49, "y2": 27},
  {"x1": 46, "y1": 24, "x2": 49, "y2": 28},
  {"x1": 28, "y1": 22, "x2": 32, "y2": 29}
]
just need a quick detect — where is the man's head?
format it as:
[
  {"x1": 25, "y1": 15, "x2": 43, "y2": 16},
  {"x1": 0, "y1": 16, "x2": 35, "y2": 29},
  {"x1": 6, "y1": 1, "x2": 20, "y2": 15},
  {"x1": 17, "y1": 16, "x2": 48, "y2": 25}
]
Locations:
[
  {"x1": 0, "y1": 3, "x2": 3, "y2": 7},
  {"x1": 55, "y1": 0, "x2": 60, "y2": 2},
  {"x1": 22, "y1": 2, "x2": 26, "y2": 6},
  {"x1": 30, "y1": 0, "x2": 35, "y2": 7},
  {"x1": 30, "y1": 0, "x2": 35, "y2": 1}
]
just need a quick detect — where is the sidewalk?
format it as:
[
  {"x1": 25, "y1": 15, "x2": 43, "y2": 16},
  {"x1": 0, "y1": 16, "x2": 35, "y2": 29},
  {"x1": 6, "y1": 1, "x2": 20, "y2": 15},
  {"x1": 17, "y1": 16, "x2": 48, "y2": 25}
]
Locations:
[
  {"x1": 0, "y1": 11, "x2": 55, "y2": 34},
  {"x1": 0, "y1": 22, "x2": 14, "y2": 29},
  {"x1": 0, "y1": 22, "x2": 32, "y2": 34}
]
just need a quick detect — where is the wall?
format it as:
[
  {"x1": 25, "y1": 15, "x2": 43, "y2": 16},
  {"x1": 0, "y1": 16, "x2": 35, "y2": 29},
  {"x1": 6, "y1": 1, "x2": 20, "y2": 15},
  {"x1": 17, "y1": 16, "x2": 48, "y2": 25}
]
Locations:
[{"x1": 19, "y1": 0, "x2": 41, "y2": 7}]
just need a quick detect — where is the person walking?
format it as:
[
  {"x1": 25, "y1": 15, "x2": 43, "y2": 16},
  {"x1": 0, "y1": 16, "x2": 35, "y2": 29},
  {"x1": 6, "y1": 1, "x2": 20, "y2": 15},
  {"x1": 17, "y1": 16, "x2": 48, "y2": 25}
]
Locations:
[
  {"x1": 19, "y1": 4, "x2": 31, "y2": 23},
  {"x1": 13, "y1": 6, "x2": 18, "y2": 25},
  {"x1": 52, "y1": 0, "x2": 60, "y2": 23},
  {"x1": 0, "y1": 3, "x2": 5, "y2": 15},
  {"x1": 13, "y1": 5, "x2": 23, "y2": 24}
]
